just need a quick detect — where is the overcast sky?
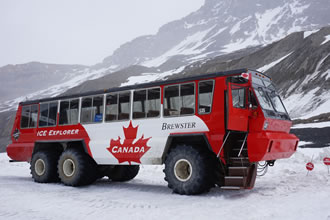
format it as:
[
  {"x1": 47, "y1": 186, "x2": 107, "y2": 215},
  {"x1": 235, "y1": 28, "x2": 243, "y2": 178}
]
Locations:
[{"x1": 0, "y1": 0, "x2": 204, "y2": 67}]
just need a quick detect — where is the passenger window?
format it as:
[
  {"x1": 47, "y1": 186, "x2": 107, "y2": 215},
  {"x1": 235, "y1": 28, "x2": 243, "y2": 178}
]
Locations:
[
  {"x1": 180, "y1": 83, "x2": 195, "y2": 115},
  {"x1": 21, "y1": 106, "x2": 31, "y2": 128},
  {"x1": 133, "y1": 88, "x2": 161, "y2": 119},
  {"x1": 81, "y1": 97, "x2": 92, "y2": 123},
  {"x1": 92, "y1": 96, "x2": 104, "y2": 123},
  {"x1": 164, "y1": 84, "x2": 195, "y2": 117},
  {"x1": 105, "y1": 94, "x2": 118, "y2": 121},
  {"x1": 105, "y1": 92, "x2": 130, "y2": 121},
  {"x1": 29, "y1": 105, "x2": 38, "y2": 128},
  {"x1": 59, "y1": 99, "x2": 79, "y2": 125},
  {"x1": 48, "y1": 102, "x2": 58, "y2": 126},
  {"x1": 133, "y1": 90, "x2": 147, "y2": 119},
  {"x1": 198, "y1": 80, "x2": 214, "y2": 114},
  {"x1": 147, "y1": 88, "x2": 160, "y2": 118},
  {"x1": 81, "y1": 96, "x2": 103, "y2": 124},
  {"x1": 119, "y1": 92, "x2": 130, "y2": 120},
  {"x1": 38, "y1": 102, "x2": 58, "y2": 127},
  {"x1": 59, "y1": 101, "x2": 69, "y2": 125},
  {"x1": 21, "y1": 104, "x2": 39, "y2": 128},
  {"x1": 232, "y1": 87, "x2": 246, "y2": 108},
  {"x1": 69, "y1": 99, "x2": 79, "y2": 124},
  {"x1": 39, "y1": 103, "x2": 49, "y2": 127},
  {"x1": 164, "y1": 85, "x2": 180, "y2": 116}
]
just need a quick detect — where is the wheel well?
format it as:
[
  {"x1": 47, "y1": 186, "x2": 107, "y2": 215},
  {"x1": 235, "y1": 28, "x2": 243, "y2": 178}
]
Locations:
[
  {"x1": 161, "y1": 134, "x2": 214, "y2": 163},
  {"x1": 33, "y1": 140, "x2": 88, "y2": 155}
]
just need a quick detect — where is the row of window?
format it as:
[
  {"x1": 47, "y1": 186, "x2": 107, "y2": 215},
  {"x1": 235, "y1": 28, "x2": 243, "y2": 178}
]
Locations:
[{"x1": 20, "y1": 80, "x2": 214, "y2": 128}]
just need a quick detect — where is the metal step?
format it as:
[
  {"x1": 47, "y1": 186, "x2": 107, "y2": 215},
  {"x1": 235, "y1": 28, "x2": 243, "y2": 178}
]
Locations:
[
  {"x1": 224, "y1": 176, "x2": 247, "y2": 187},
  {"x1": 228, "y1": 157, "x2": 250, "y2": 166},
  {"x1": 228, "y1": 166, "x2": 249, "y2": 176}
]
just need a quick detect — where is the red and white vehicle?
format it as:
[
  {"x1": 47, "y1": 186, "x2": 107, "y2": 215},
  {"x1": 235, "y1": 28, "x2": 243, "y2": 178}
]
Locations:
[{"x1": 7, "y1": 69, "x2": 299, "y2": 195}]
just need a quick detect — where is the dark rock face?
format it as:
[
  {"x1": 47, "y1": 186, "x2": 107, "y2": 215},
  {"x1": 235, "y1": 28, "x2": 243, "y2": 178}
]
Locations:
[
  {"x1": 292, "y1": 127, "x2": 330, "y2": 148},
  {"x1": 63, "y1": 65, "x2": 157, "y2": 96}
]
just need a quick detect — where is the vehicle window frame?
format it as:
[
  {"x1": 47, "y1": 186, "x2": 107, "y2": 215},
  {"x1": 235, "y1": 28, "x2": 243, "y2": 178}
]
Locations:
[
  {"x1": 267, "y1": 92, "x2": 288, "y2": 114},
  {"x1": 253, "y1": 87, "x2": 274, "y2": 112},
  {"x1": 20, "y1": 104, "x2": 39, "y2": 129},
  {"x1": 231, "y1": 85, "x2": 246, "y2": 109},
  {"x1": 80, "y1": 95, "x2": 104, "y2": 124},
  {"x1": 38, "y1": 101, "x2": 58, "y2": 128},
  {"x1": 59, "y1": 98, "x2": 80, "y2": 126},
  {"x1": 105, "y1": 91, "x2": 131, "y2": 123},
  {"x1": 198, "y1": 79, "x2": 215, "y2": 115},
  {"x1": 146, "y1": 87, "x2": 161, "y2": 119},
  {"x1": 133, "y1": 87, "x2": 161, "y2": 120},
  {"x1": 163, "y1": 82, "x2": 195, "y2": 118}
]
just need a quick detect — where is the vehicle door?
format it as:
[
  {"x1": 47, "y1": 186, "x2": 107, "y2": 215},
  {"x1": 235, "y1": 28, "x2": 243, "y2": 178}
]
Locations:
[{"x1": 227, "y1": 83, "x2": 250, "y2": 131}]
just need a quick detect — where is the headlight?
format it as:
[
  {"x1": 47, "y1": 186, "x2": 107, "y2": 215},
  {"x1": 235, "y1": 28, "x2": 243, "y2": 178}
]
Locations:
[{"x1": 263, "y1": 121, "x2": 269, "y2": 130}]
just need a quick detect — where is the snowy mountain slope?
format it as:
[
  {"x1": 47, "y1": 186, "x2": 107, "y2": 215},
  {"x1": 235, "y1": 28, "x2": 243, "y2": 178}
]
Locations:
[
  {"x1": 0, "y1": 62, "x2": 86, "y2": 102},
  {"x1": 171, "y1": 27, "x2": 330, "y2": 120},
  {"x1": 1, "y1": 145, "x2": 330, "y2": 220},
  {"x1": 101, "y1": 0, "x2": 330, "y2": 70},
  {"x1": 267, "y1": 27, "x2": 330, "y2": 119},
  {"x1": 0, "y1": 65, "x2": 119, "y2": 113}
]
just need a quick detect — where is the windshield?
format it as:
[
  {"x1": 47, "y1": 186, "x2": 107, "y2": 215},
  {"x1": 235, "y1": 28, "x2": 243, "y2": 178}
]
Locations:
[
  {"x1": 254, "y1": 88, "x2": 273, "y2": 111},
  {"x1": 251, "y1": 72, "x2": 289, "y2": 119},
  {"x1": 267, "y1": 93, "x2": 287, "y2": 114}
]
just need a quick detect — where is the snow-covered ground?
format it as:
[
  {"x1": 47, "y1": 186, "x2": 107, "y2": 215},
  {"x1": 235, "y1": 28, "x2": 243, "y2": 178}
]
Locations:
[{"x1": 1, "y1": 146, "x2": 330, "y2": 220}]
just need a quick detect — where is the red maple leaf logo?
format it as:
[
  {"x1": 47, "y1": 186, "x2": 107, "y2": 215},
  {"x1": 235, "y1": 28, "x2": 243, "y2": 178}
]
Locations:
[{"x1": 107, "y1": 121, "x2": 151, "y2": 164}]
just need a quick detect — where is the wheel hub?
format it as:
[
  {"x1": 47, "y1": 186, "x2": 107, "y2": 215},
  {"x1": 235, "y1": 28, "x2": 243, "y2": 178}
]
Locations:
[
  {"x1": 174, "y1": 159, "x2": 192, "y2": 182},
  {"x1": 35, "y1": 159, "x2": 46, "y2": 176},
  {"x1": 63, "y1": 159, "x2": 76, "y2": 177}
]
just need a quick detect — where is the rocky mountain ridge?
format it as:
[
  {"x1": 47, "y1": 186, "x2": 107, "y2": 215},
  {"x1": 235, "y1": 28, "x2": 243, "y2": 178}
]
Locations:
[{"x1": 101, "y1": 0, "x2": 330, "y2": 70}]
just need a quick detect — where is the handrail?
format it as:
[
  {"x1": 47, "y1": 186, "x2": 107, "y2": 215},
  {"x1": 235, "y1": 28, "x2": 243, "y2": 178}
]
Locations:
[
  {"x1": 238, "y1": 134, "x2": 248, "y2": 157},
  {"x1": 217, "y1": 131, "x2": 230, "y2": 158}
]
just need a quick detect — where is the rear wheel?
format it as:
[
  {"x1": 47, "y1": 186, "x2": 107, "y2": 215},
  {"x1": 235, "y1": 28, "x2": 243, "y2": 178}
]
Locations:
[
  {"x1": 58, "y1": 149, "x2": 97, "y2": 186},
  {"x1": 164, "y1": 145, "x2": 214, "y2": 195},
  {"x1": 30, "y1": 151, "x2": 60, "y2": 183},
  {"x1": 107, "y1": 165, "x2": 140, "y2": 182}
]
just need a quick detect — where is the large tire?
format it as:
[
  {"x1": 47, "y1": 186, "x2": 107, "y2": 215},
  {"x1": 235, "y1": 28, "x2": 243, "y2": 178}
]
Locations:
[
  {"x1": 107, "y1": 165, "x2": 140, "y2": 182},
  {"x1": 30, "y1": 150, "x2": 60, "y2": 183},
  {"x1": 164, "y1": 145, "x2": 214, "y2": 195},
  {"x1": 57, "y1": 149, "x2": 97, "y2": 186}
]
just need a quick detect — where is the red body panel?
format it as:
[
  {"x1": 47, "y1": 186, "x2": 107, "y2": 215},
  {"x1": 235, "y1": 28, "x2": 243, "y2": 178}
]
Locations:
[
  {"x1": 7, "y1": 142, "x2": 34, "y2": 162},
  {"x1": 198, "y1": 77, "x2": 226, "y2": 157},
  {"x1": 248, "y1": 131, "x2": 298, "y2": 162},
  {"x1": 7, "y1": 104, "x2": 92, "y2": 162}
]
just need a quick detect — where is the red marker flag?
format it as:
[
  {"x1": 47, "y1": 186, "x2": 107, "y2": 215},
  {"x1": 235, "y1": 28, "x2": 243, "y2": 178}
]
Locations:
[{"x1": 306, "y1": 162, "x2": 314, "y2": 171}]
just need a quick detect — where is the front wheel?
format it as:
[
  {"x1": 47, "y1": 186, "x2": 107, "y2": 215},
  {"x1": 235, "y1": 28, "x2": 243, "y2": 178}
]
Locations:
[
  {"x1": 164, "y1": 145, "x2": 214, "y2": 195},
  {"x1": 57, "y1": 149, "x2": 97, "y2": 186}
]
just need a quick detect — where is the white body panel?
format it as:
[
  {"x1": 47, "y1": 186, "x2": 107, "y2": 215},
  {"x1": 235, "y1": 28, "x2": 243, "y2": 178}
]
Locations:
[{"x1": 83, "y1": 115, "x2": 209, "y2": 165}]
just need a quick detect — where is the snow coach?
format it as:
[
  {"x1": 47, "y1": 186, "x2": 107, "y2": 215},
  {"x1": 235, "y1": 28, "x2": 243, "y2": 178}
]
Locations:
[{"x1": 7, "y1": 68, "x2": 298, "y2": 195}]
